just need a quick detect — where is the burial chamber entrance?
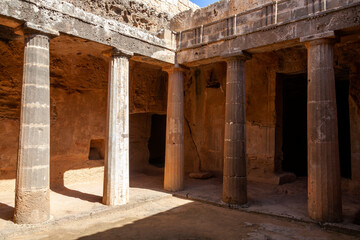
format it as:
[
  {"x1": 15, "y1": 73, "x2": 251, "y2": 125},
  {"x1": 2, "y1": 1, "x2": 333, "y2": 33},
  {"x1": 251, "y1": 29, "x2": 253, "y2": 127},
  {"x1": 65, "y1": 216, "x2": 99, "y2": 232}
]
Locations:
[
  {"x1": 276, "y1": 72, "x2": 351, "y2": 178},
  {"x1": 278, "y1": 73, "x2": 308, "y2": 177},
  {"x1": 148, "y1": 114, "x2": 167, "y2": 168}
]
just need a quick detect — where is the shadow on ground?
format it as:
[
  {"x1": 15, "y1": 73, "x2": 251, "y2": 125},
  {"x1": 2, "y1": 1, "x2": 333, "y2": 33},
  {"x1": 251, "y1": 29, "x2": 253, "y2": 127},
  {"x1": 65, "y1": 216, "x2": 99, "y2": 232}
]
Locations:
[
  {"x1": 0, "y1": 202, "x2": 13, "y2": 221},
  {"x1": 51, "y1": 186, "x2": 102, "y2": 203},
  {"x1": 76, "y1": 201, "x2": 358, "y2": 240}
]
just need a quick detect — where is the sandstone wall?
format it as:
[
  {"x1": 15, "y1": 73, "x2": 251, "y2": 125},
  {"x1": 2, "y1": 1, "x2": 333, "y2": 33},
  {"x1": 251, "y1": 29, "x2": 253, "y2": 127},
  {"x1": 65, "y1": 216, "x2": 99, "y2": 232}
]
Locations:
[
  {"x1": 183, "y1": 52, "x2": 282, "y2": 178},
  {"x1": 63, "y1": 0, "x2": 198, "y2": 33},
  {"x1": 171, "y1": 0, "x2": 273, "y2": 32},
  {"x1": 0, "y1": 35, "x2": 167, "y2": 187}
]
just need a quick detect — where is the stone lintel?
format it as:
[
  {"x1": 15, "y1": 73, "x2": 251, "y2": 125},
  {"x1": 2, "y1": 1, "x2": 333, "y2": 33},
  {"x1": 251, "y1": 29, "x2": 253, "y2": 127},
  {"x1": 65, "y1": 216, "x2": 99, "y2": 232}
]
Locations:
[
  {"x1": 300, "y1": 31, "x2": 335, "y2": 43},
  {"x1": 221, "y1": 50, "x2": 252, "y2": 62},
  {"x1": 162, "y1": 64, "x2": 188, "y2": 73},
  {"x1": 15, "y1": 22, "x2": 59, "y2": 38}
]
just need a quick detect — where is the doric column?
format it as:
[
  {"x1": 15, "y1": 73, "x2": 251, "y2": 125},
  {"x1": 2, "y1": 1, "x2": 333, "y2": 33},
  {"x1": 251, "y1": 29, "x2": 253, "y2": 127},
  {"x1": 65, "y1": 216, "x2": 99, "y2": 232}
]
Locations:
[
  {"x1": 222, "y1": 52, "x2": 251, "y2": 205},
  {"x1": 103, "y1": 49, "x2": 133, "y2": 206},
  {"x1": 163, "y1": 64, "x2": 185, "y2": 192},
  {"x1": 301, "y1": 32, "x2": 342, "y2": 222},
  {"x1": 14, "y1": 23, "x2": 59, "y2": 224}
]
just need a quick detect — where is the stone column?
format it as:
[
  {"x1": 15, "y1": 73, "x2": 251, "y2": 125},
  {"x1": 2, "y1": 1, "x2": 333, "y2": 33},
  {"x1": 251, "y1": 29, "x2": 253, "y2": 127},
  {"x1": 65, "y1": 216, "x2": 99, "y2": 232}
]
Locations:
[
  {"x1": 103, "y1": 49, "x2": 133, "y2": 206},
  {"x1": 14, "y1": 23, "x2": 58, "y2": 224},
  {"x1": 222, "y1": 52, "x2": 250, "y2": 205},
  {"x1": 301, "y1": 32, "x2": 342, "y2": 222},
  {"x1": 163, "y1": 65, "x2": 185, "y2": 192}
]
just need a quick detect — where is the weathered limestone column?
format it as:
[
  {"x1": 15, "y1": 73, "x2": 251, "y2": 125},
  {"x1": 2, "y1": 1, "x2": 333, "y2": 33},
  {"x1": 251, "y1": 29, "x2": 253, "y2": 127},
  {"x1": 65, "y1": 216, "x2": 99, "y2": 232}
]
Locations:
[
  {"x1": 14, "y1": 23, "x2": 59, "y2": 224},
  {"x1": 222, "y1": 52, "x2": 251, "y2": 205},
  {"x1": 103, "y1": 49, "x2": 133, "y2": 206},
  {"x1": 163, "y1": 64, "x2": 185, "y2": 192},
  {"x1": 301, "y1": 32, "x2": 342, "y2": 222}
]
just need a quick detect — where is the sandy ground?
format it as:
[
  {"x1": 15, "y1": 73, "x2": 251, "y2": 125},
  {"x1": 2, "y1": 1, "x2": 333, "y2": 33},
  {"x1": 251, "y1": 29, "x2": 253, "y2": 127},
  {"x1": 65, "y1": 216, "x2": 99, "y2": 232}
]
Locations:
[
  {"x1": 6, "y1": 197, "x2": 360, "y2": 240},
  {"x1": 0, "y1": 167, "x2": 359, "y2": 239}
]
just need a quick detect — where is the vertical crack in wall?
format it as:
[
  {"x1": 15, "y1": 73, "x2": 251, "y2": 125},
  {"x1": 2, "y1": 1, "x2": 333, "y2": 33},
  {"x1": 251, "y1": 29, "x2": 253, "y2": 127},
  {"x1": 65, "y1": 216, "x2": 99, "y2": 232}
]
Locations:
[{"x1": 185, "y1": 116, "x2": 201, "y2": 172}]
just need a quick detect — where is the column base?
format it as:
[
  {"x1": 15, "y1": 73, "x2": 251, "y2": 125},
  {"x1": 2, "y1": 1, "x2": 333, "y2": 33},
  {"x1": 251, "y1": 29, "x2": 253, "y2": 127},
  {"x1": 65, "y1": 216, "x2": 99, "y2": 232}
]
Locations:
[
  {"x1": 308, "y1": 208, "x2": 343, "y2": 223},
  {"x1": 102, "y1": 192, "x2": 129, "y2": 206},
  {"x1": 222, "y1": 176, "x2": 247, "y2": 205},
  {"x1": 14, "y1": 188, "x2": 50, "y2": 224},
  {"x1": 164, "y1": 183, "x2": 184, "y2": 192}
]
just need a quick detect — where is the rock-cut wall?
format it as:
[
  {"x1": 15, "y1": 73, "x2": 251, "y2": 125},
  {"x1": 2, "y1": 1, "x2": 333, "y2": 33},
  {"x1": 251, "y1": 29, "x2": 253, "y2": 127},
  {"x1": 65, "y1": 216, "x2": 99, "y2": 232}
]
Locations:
[
  {"x1": 171, "y1": 0, "x2": 272, "y2": 32},
  {"x1": 64, "y1": 0, "x2": 199, "y2": 33}
]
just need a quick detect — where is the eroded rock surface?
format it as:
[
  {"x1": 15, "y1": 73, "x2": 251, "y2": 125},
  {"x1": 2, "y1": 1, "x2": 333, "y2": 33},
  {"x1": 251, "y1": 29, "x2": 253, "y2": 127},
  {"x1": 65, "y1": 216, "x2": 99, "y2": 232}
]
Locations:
[{"x1": 65, "y1": 0, "x2": 198, "y2": 33}]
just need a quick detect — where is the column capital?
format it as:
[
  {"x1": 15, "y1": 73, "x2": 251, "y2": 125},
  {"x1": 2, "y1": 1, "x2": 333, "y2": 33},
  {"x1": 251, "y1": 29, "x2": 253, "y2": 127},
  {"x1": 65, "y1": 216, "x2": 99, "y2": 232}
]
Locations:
[
  {"x1": 15, "y1": 22, "x2": 59, "y2": 38},
  {"x1": 102, "y1": 48, "x2": 133, "y2": 59},
  {"x1": 162, "y1": 64, "x2": 188, "y2": 74},
  {"x1": 113, "y1": 48, "x2": 134, "y2": 58},
  {"x1": 221, "y1": 50, "x2": 252, "y2": 62},
  {"x1": 300, "y1": 31, "x2": 336, "y2": 46}
]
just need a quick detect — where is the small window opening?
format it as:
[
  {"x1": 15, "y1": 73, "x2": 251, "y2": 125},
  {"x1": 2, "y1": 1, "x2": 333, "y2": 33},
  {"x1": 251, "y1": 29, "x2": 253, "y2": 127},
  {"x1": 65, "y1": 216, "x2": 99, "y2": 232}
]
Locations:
[{"x1": 88, "y1": 139, "x2": 105, "y2": 160}]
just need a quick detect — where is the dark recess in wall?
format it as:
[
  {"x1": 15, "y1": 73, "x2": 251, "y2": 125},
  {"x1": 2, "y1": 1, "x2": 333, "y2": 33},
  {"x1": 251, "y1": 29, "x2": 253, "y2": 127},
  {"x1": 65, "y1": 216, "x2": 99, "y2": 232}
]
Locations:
[
  {"x1": 88, "y1": 139, "x2": 105, "y2": 160},
  {"x1": 148, "y1": 114, "x2": 167, "y2": 168}
]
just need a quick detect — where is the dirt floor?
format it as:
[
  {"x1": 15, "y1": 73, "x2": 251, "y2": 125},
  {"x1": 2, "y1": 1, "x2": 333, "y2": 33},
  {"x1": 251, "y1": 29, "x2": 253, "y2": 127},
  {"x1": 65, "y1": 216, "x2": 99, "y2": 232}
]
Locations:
[
  {"x1": 0, "y1": 167, "x2": 359, "y2": 239},
  {"x1": 4, "y1": 197, "x2": 359, "y2": 240}
]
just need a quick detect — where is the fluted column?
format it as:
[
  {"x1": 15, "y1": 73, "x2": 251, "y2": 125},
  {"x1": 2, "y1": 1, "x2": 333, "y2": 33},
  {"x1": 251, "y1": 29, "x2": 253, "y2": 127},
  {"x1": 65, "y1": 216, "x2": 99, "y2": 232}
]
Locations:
[
  {"x1": 103, "y1": 49, "x2": 133, "y2": 206},
  {"x1": 163, "y1": 65, "x2": 185, "y2": 192},
  {"x1": 222, "y1": 52, "x2": 250, "y2": 205},
  {"x1": 14, "y1": 23, "x2": 58, "y2": 224},
  {"x1": 302, "y1": 32, "x2": 342, "y2": 222}
]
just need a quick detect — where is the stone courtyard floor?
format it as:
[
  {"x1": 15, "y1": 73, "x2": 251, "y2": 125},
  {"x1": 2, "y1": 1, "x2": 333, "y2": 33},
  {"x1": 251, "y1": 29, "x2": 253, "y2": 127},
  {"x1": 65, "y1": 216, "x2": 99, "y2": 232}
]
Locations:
[{"x1": 0, "y1": 167, "x2": 359, "y2": 239}]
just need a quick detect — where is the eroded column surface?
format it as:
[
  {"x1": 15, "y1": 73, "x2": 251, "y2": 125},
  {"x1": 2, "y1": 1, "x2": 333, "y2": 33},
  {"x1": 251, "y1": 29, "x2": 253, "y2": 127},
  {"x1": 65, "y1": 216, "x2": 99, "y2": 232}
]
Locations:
[
  {"x1": 164, "y1": 65, "x2": 185, "y2": 192},
  {"x1": 103, "y1": 49, "x2": 132, "y2": 206},
  {"x1": 305, "y1": 37, "x2": 342, "y2": 222},
  {"x1": 222, "y1": 55, "x2": 249, "y2": 205},
  {"x1": 14, "y1": 30, "x2": 53, "y2": 224}
]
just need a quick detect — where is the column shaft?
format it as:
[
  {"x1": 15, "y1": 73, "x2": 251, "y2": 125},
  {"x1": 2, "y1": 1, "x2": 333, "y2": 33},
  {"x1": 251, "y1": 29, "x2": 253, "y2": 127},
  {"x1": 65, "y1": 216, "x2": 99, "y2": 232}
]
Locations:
[
  {"x1": 164, "y1": 67, "x2": 184, "y2": 192},
  {"x1": 103, "y1": 52, "x2": 130, "y2": 206},
  {"x1": 14, "y1": 33, "x2": 51, "y2": 224},
  {"x1": 223, "y1": 57, "x2": 247, "y2": 205},
  {"x1": 307, "y1": 39, "x2": 342, "y2": 222}
]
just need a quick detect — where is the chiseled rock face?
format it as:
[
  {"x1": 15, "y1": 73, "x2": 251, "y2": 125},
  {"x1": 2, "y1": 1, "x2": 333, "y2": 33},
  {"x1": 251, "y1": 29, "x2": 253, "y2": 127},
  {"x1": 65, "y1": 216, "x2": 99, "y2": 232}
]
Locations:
[
  {"x1": 171, "y1": 0, "x2": 272, "y2": 32},
  {"x1": 64, "y1": 0, "x2": 199, "y2": 33}
]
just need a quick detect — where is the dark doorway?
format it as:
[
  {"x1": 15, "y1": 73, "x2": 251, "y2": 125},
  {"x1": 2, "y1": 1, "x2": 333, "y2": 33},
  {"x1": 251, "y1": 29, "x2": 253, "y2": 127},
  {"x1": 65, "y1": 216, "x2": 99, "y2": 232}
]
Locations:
[
  {"x1": 148, "y1": 114, "x2": 166, "y2": 168},
  {"x1": 277, "y1": 72, "x2": 352, "y2": 178},
  {"x1": 335, "y1": 74, "x2": 352, "y2": 179},
  {"x1": 278, "y1": 73, "x2": 308, "y2": 177}
]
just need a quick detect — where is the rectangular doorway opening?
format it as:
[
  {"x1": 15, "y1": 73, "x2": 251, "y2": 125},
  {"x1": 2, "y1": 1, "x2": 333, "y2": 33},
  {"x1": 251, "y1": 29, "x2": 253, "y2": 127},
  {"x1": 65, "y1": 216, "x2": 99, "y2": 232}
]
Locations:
[
  {"x1": 277, "y1": 73, "x2": 308, "y2": 177},
  {"x1": 335, "y1": 72, "x2": 352, "y2": 179},
  {"x1": 148, "y1": 114, "x2": 166, "y2": 168}
]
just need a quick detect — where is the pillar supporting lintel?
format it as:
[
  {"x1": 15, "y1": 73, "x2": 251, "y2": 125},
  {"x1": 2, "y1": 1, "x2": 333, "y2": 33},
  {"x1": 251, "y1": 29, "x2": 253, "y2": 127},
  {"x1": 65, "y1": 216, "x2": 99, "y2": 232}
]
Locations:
[
  {"x1": 163, "y1": 63, "x2": 185, "y2": 192},
  {"x1": 222, "y1": 53, "x2": 248, "y2": 205},
  {"x1": 305, "y1": 33, "x2": 342, "y2": 222},
  {"x1": 14, "y1": 27, "x2": 53, "y2": 224},
  {"x1": 103, "y1": 49, "x2": 130, "y2": 206}
]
